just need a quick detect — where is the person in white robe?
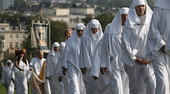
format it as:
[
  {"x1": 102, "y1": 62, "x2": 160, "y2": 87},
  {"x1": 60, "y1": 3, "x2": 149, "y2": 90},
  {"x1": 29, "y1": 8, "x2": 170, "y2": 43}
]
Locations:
[
  {"x1": 91, "y1": 7, "x2": 130, "y2": 94},
  {"x1": 121, "y1": 0, "x2": 156, "y2": 94},
  {"x1": 12, "y1": 49, "x2": 32, "y2": 94},
  {"x1": 147, "y1": 0, "x2": 170, "y2": 94},
  {"x1": 2, "y1": 60, "x2": 15, "y2": 94},
  {"x1": 62, "y1": 23, "x2": 86, "y2": 94},
  {"x1": 46, "y1": 42, "x2": 65, "y2": 94},
  {"x1": 59, "y1": 29, "x2": 73, "y2": 94},
  {"x1": 59, "y1": 29, "x2": 73, "y2": 58},
  {"x1": 80, "y1": 19, "x2": 103, "y2": 94},
  {"x1": 30, "y1": 51, "x2": 47, "y2": 94}
]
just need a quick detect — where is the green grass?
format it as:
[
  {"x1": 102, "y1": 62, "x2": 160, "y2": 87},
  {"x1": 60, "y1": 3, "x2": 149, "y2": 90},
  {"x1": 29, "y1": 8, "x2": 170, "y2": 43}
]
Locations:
[
  {"x1": 0, "y1": 81, "x2": 31, "y2": 94},
  {"x1": 0, "y1": 82, "x2": 6, "y2": 94}
]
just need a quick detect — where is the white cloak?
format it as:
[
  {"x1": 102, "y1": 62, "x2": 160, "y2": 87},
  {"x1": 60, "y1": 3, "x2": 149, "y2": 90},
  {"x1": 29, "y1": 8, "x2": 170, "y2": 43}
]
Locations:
[
  {"x1": 2, "y1": 60, "x2": 14, "y2": 94},
  {"x1": 59, "y1": 40, "x2": 71, "y2": 94},
  {"x1": 121, "y1": 0, "x2": 156, "y2": 94},
  {"x1": 80, "y1": 19, "x2": 103, "y2": 94},
  {"x1": 62, "y1": 23, "x2": 86, "y2": 94},
  {"x1": 91, "y1": 7, "x2": 130, "y2": 94},
  {"x1": 46, "y1": 42, "x2": 67, "y2": 94},
  {"x1": 147, "y1": 6, "x2": 170, "y2": 94}
]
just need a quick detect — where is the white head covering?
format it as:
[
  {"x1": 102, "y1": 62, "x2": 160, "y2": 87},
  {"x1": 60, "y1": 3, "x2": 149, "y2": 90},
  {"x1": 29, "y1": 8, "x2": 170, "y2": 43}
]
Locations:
[
  {"x1": 83, "y1": 19, "x2": 103, "y2": 41},
  {"x1": 121, "y1": 7, "x2": 129, "y2": 14},
  {"x1": 76, "y1": 23, "x2": 86, "y2": 30},
  {"x1": 105, "y1": 7, "x2": 129, "y2": 35},
  {"x1": 70, "y1": 23, "x2": 85, "y2": 43},
  {"x1": 50, "y1": 42, "x2": 60, "y2": 56},
  {"x1": 152, "y1": 0, "x2": 170, "y2": 9},
  {"x1": 2, "y1": 60, "x2": 13, "y2": 77},
  {"x1": 125, "y1": 0, "x2": 152, "y2": 29},
  {"x1": 135, "y1": 0, "x2": 145, "y2": 6}
]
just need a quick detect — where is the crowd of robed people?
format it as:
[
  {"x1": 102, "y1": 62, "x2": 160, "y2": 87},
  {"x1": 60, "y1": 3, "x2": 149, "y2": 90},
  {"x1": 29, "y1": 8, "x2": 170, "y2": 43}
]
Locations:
[{"x1": 2, "y1": 0, "x2": 170, "y2": 94}]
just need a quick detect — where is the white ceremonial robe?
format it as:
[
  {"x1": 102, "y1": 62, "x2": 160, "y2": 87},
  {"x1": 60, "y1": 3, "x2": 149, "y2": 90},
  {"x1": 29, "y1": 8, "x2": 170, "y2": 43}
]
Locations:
[
  {"x1": 90, "y1": 24, "x2": 112, "y2": 94},
  {"x1": 94, "y1": 34, "x2": 129, "y2": 94},
  {"x1": 148, "y1": 7, "x2": 170, "y2": 94},
  {"x1": 80, "y1": 38, "x2": 100, "y2": 94},
  {"x1": 59, "y1": 40, "x2": 70, "y2": 94},
  {"x1": 2, "y1": 60, "x2": 14, "y2": 94},
  {"x1": 62, "y1": 23, "x2": 86, "y2": 94},
  {"x1": 91, "y1": 8, "x2": 130, "y2": 94},
  {"x1": 90, "y1": 38, "x2": 111, "y2": 94},
  {"x1": 46, "y1": 50, "x2": 63, "y2": 94},
  {"x1": 80, "y1": 19, "x2": 103, "y2": 94},
  {"x1": 13, "y1": 59, "x2": 31, "y2": 94},
  {"x1": 122, "y1": 24, "x2": 156, "y2": 94},
  {"x1": 121, "y1": 0, "x2": 156, "y2": 94},
  {"x1": 30, "y1": 57, "x2": 47, "y2": 94}
]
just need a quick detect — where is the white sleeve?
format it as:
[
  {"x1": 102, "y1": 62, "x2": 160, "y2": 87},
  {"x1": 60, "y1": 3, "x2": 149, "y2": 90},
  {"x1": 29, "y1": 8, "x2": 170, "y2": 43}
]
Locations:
[
  {"x1": 80, "y1": 38, "x2": 91, "y2": 69},
  {"x1": 26, "y1": 60, "x2": 31, "y2": 79},
  {"x1": 29, "y1": 58, "x2": 34, "y2": 67},
  {"x1": 121, "y1": 27, "x2": 138, "y2": 67},
  {"x1": 148, "y1": 8, "x2": 166, "y2": 54}
]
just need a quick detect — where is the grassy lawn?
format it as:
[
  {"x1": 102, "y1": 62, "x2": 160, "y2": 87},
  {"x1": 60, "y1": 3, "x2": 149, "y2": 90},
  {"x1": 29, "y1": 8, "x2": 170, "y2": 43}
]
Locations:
[
  {"x1": 0, "y1": 82, "x2": 6, "y2": 94},
  {"x1": 0, "y1": 81, "x2": 31, "y2": 94}
]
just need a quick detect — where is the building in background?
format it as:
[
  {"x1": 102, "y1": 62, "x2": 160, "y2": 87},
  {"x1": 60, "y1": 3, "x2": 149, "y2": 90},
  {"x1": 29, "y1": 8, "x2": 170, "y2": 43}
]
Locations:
[
  {"x1": 41, "y1": 7, "x2": 69, "y2": 16},
  {"x1": 0, "y1": 23, "x2": 28, "y2": 61},
  {"x1": 0, "y1": 0, "x2": 14, "y2": 10},
  {"x1": 70, "y1": 7, "x2": 94, "y2": 15},
  {"x1": 41, "y1": 6, "x2": 94, "y2": 28}
]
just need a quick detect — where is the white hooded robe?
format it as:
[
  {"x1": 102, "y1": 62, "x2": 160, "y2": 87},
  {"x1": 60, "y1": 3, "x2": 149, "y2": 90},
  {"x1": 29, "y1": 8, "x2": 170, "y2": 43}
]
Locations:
[
  {"x1": 121, "y1": 0, "x2": 156, "y2": 94},
  {"x1": 91, "y1": 7, "x2": 130, "y2": 94},
  {"x1": 62, "y1": 23, "x2": 86, "y2": 94},
  {"x1": 80, "y1": 19, "x2": 103, "y2": 94},
  {"x1": 2, "y1": 60, "x2": 14, "y2": 94},
  {"x1": 46, "y1": 42, "x2": 66, "y2": 94}
]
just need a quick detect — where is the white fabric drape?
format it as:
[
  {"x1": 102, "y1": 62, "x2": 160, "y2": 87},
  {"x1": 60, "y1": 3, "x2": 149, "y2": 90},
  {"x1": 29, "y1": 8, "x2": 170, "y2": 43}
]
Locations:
[{"x1": 30, "y1": 57, "x2": 49, "y2": 94}]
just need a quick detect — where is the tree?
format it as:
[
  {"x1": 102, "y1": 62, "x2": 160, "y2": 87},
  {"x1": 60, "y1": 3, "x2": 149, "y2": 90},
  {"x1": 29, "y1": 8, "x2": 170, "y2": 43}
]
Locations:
[
  {"x1": 82, "y1": 15, "x2": 93, "y2": 25},
  {"x1": 50, "y1": 20, "x2": 68, "y2": 44},
  {"x1": 97, "y1": 0, "x2": 110, "y2": 6},
  {"x1": 73, "y1": 0, "x2": 84, "y2": 3},
  {"x1": 86, "y1": 0, "x2": 97, "y2": 4},
  {"x1": 95, "y1": 13, "x2": 114, "y2": 32}
]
